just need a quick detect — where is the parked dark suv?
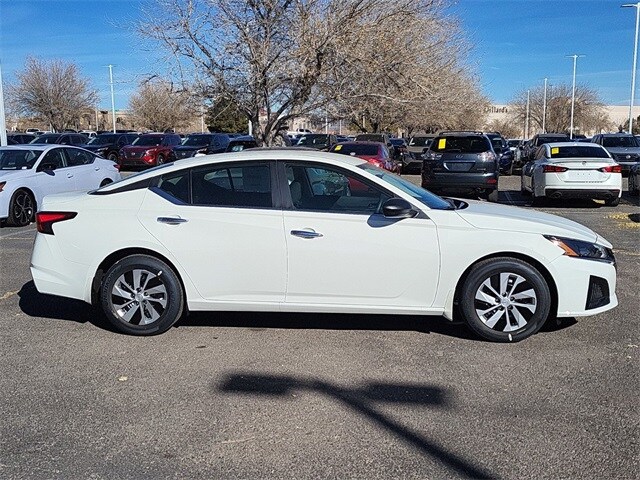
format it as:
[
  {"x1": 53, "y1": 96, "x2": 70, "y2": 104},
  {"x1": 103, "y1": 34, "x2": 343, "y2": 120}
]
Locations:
[
  {"x1": 523, "y1": 133, "x2": 570, "y2": 162},
  {"x1": 29, "y1": 132, "x2": 88, "y2": 145},
  {"x1": 82, "y1": 132, "x2": 139, "y2": 161},
  {"x1": 170, "y1": 133, "x2": 250, "y2": 161},
  {"x1": 421, "y1": 131, "x2": 499, "y2": 200},
  {"x1": 591, "y1": 133, "x2": 640, "y2": 174}
]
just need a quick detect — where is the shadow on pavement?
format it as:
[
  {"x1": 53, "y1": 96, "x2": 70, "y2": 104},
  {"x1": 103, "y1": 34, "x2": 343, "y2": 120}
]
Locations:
[
  {"x1": 218, "y1": 372, "x2": 496, "y2": 479},
  {"x1": 181, "y1": 310, "x2": 481, "y2": 341}
]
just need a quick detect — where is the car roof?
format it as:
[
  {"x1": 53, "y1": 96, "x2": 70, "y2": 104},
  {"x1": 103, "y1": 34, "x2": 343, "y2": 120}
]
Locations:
[
  {"x1": 543, "y1": 142, "x2": 606, "y2": 148},
  {"x1": 98, "y1": 149, "x2": 367, "y2": 191},
  {"x1": 335, "y1": 141, "x2": 383, "y2": 146},
  {"x1": 0, "y1": 144, "x2": 49, "y2": 151},
  {"x1": 599, "y1": 133, "x2": 634, "y2": 137}
]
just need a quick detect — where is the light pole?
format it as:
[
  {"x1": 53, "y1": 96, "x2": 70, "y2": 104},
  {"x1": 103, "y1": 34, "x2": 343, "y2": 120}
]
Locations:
[
  {"x1": 525, "y1": 90, "x2": 530, "y2": 139},
  {"x1": 623, "y1": 3, "x2": 640, "y2": 133},
  {"x1": 0, "y1": 61, "x2": 7, "y2": 146},
  {"x1": 542, "y1": 78, "x2": 548, "y2": 134},
  {"x1": 106, "y1": 65, "x2": 117, "y2": 133},
  {"x1": 566, "y1": 54, "x2": 585, "y2": 139}
]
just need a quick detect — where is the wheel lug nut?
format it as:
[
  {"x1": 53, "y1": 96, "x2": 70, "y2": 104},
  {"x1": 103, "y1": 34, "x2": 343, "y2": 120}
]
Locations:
[
  {"x1": 502, "y1": 293, "x2": 507, "y2": 297},
  {"x1": 510, "y1": 297, "x2": 515, "y2": 301}
]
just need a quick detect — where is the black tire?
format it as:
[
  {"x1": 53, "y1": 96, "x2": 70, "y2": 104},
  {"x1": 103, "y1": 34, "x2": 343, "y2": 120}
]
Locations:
[
  {"x1": 99, "y1": 178, "x2": 112, "y2": 187},
  {"x1": 628, "y1": 174, "x2": 639, "y2": 196},
  {"x1": 107, "y1": 152, "x2": 118, "y2": 162},
  {"x1": 100, "y1": 255, "x2": 184, "y2": 335},
  {"x1": 459, "y1": 257, "x2": 552, "y2": 342},
  {"x1": 480, "y1": 188, "x2": 498, "y2": 202},
  {"x1": 7, "y1": 189, "x2": 35, "y2": 227},
  {"x1": 156, "y1": 154, "x2": 165, "y2": 165},
  {"x1": 604, "y1": 196, "x2": 620, "y2": 206}
]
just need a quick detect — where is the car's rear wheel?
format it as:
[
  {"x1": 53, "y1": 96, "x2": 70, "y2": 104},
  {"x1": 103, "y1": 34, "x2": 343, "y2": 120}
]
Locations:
[
  {"x1": 107, "y1": 152, "x2": 118, "y2": 162},
  {"x1": 604, "y1": 196, "x2": 620, "y2": 206},
  {"x1": 100, "y1": 255, "x2": 184, "y2": 335},
  {"x1": 630, "y1": 174, "x2": 639, "y2": 196},
  {"x1": 157, "y1": 154, "x2": 165, "y2": 165},
  {"x1": 459, "y1": 257, "x2": 551, "y2": 342},
  {"x1": 99, "y1": 178, "x2": 112, "y2": 187},
  {"x1": 7, "y1": 189, "x2": 35, "y2": 227}
]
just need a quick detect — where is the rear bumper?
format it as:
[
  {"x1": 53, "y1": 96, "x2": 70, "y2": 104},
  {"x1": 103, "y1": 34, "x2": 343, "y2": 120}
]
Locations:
[
  {"x1": 421, "y1": 172, "x2": 499, "y2": 191},
  {"x1": 544, "y1": 188, "x2": 620, "y2": 200}
]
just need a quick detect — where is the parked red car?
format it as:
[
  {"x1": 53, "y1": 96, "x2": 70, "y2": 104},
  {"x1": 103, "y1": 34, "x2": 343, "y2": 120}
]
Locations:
[
  {"x1": 118, "y1": 133, "x2": 182, "y2": 169},
  {"x1": 329, "y1": 141, "x2": 401, "y2": 173}
]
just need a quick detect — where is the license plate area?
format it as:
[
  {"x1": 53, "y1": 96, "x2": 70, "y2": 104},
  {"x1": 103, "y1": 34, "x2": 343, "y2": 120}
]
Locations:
[{"x1": 444, "y1": 162, "x2": 475, "y2": 172}]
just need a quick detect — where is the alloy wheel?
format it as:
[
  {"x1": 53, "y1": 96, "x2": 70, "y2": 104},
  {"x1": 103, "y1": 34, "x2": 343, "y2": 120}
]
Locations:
[
  {"x1": 111, "y1": 268, "x2": 168, "y2": 325},
  {"x1": 474, "y1": 272, "x2": 537, "y2": 332},
  {"x1": 12, "y1": 191, "x2": 34, "y2": 226}
]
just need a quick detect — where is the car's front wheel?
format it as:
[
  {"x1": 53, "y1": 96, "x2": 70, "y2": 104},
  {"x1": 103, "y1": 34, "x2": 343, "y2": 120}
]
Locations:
[
  {"x1": 459, "y1": 257, "x2": 552, "y2": 342},
  {"x1": 100, "y1": 255, "x2": 184, "y2": 335}
]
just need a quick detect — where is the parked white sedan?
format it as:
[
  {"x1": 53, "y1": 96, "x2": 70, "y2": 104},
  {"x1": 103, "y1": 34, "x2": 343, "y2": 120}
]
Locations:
[
  {"x1": 521, "y1": 142, "x2": 622, "y2": 206},
  {"x1": 0, "y1": 145, "x2": 121, "y2": 226},
  {"x1": 30, "y1": 149, "x2": 617, "y2": 342}
]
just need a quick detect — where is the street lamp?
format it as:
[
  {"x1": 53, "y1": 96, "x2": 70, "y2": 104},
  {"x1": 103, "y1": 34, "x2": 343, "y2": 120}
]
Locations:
[
  {"x1": 105, "y1": 65, "x2": 117, "y2": 133},
  {"x1": 623, "y1": 3, "x2": 640, "y2": 134},
  {"x1": 542, "y1": 78, "x2": 548, "y2": 134},
  {"x1": 566, "y1": 54, "x2": 585, "y2": 139},
  {"x1": 525, "y1": 90, "x2": 530, "y2": 139},
  {"x1": 0, "y1": 61, "x2": 7, "y2": 146}
]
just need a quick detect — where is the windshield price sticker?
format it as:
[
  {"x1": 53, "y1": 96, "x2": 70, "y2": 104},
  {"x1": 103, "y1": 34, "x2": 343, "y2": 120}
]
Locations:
[
  {"x1": 438, "y1": 138, "x2": 447, "y2": 149},
  {"x1": 551, "y1": 147, "x2": 559, "y2": 155},
  {"x1": 334, "y1": 144, "x2": 342, "y2": 151}
]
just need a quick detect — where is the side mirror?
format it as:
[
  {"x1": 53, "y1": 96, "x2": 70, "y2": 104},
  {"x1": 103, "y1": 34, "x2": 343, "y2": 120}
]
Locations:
[
  {"x1": 37, "y1": 162, "x2": 57, "y2": 172},
  {"x1": 382, "y1": 198, "x2": 417, "y2": 219}
]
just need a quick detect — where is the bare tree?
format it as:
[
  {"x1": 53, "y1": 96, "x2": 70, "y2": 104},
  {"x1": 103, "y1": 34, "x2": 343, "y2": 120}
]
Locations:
[
  {"x1": 139, "y1": 0, "x2": 483, "y2": 144},
  {"x1": 508, "y1": 84, "x2": 611, "y2": 136},
  {"x1": 128, "y1": 79, "x2": 197, "y2": 132},
  {"x1": 7, "y1": 57, "x2": 98, "y2": 132}
]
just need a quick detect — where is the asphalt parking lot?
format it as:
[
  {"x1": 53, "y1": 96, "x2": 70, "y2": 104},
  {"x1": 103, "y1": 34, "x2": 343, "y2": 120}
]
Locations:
[{"x1": 1, "y1": 174, "x2": 638, "y2": 479}]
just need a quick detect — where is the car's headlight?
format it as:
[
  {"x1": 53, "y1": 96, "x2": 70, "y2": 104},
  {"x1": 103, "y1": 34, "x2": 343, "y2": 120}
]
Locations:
[{"x1": 544, "y1": 235, "x2": 614, "y2": 263}]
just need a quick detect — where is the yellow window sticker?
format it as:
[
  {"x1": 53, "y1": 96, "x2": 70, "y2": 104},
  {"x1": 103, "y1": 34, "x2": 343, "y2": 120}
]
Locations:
[
  {"x1": 551, "y1": 147, "x2": 559, "y2": 155},
  {"x1": 438, "y1": 138, "x2": 447, "y2": 149},
  {"x1": 334, "y1": 144, "x2": 342, "y2": 151}
]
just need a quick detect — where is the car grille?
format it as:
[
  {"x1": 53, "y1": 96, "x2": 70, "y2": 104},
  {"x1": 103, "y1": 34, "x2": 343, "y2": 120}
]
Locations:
[
  {"x1": 127, "y1": 151, "x2": 142, "y2": 159},
  {"x1": 176, "y1": 151, "x2": 193, "y2": 159}
]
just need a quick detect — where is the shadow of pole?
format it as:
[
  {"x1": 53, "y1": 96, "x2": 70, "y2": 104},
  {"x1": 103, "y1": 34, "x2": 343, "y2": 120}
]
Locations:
[{"x1": 219, "y1": 373, "x2": 496, "y2": 479}]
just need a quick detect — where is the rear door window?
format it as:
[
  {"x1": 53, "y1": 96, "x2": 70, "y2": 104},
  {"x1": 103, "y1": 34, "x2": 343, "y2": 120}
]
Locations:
[
  {"x1": 191, "y1": 163, "x2": 272, "y2": 208},
  {"x1": 430, "y1": 136, "x2": 489, "y2": 153}
]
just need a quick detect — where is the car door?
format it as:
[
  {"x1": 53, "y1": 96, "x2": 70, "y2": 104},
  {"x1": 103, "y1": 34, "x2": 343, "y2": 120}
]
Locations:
[
  {"x1": 64, "y1": 147, "x2": 101, "y2": 190},
  {"x1": 281, "y1": 161, "x2": 440, "y2": 308},
  {"x1": 33, "y1": 148, "x2": 77, "y2": 202},
  {"x1": 136, "y1": 161, "x2": 287, "y2": 304}
]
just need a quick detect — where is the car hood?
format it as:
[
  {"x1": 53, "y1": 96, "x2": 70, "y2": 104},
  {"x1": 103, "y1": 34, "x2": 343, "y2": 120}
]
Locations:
[
  {"x1": 172, "y1": 145, "x2": 202, "y2": 151},
  {"x1": 122, "y1": 145, "x2": 159, "y2": 151},
  {"x1": 453, "y1": 200, "x2": 608, "y2": 246}
]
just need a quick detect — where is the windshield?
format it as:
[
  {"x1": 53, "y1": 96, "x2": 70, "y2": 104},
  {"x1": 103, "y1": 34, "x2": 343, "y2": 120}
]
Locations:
[
  {"x1": 409, "y1": 137, "x2": 432, "y2": 147},
  {"x1": 355, "y1": 134, "x2": 384, "y2": 143},
  {"x1": 296, "y1": 135, "x2": 329, "y2": 146},
  {"x1": 87, "y1": 134, "x2": 118, "y2": 145},
  {"x1": 507, "y1": 140, "x2": 520, "y2": 147},
  {"x1": 358, "y1": 163, "x2": 453, "y2": 210},
  {"x1": 182, "y1": 135, "x2": 213, "y2": 147},
  {"x1": 549, "y1": 146, "x2": 611, "y2": 159},
  {"x1": 30, "y1": 134, "x2": 60, "y2": 144},
  {"x1": 331, "y1": 143, "x2": 379, "y2": 156},
  {"x1": 490, "y1": 139, "x2": 506, "y2": 150},
  {"x1": 390, "y1": 139, "x2": 406, "y2": 146},
  {"x1": 602, "y1": 136, "x2": 638, "y2": 148},
  {"x1": 0, "y1": 149, "x2": 41, "y2": 170},
  {"x1": 132, "y1": 136, "x2": 163, "y2": 146}
]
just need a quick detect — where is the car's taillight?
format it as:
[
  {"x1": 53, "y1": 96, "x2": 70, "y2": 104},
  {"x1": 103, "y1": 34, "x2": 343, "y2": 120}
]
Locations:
[
  {"x1": 36, "y1": 212, "x2": 77, "y2": 235},
  {"x1": 543, "y1": 165, "x2": 568, "y2": 173},
  {"x1": 478, "y1": 151, "x2": 497, "y2": 162},
  {"x1": 113, "y1": 162, "x2": 120, "y2": 171},
  {"x1": 599, "y1": 165, "x2": 622, "y2": 173}
]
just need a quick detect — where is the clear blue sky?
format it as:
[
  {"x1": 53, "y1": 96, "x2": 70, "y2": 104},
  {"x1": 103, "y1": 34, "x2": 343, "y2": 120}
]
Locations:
[{"x1": 0, "y1": 0, "x2": 637, "y2": 110}]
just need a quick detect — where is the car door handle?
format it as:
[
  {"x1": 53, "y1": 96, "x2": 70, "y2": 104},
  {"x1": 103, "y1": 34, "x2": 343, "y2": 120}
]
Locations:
[
  {"x1": 67, "y1": 174, "x2": 74, "y2": 178},
  {"x1": 291, "y1": 229, "x2": 323, "y2": 239},
  {"x1": 157, "y1": 216, "x2": 188, "y2": 225}
]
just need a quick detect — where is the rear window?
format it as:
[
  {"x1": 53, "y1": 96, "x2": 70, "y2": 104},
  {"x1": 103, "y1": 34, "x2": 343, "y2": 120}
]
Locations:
[
  {"x1": 602, "y1": 136, "x2": 638, "y2": 148},
  {"x1": 331, "y1": 143, "x2": 379, "y2": 156},
  {"x1": 536, "y1": 135, "x2": 569, "y2": 146},
  {"x1": 182, "y1": 135, "x2": 213, "y2": 146},
  {"x1": 355, "y1": 134, "x2": 385, "y2": 143},
  {"x1": 296, "y1": 135, "x2": 330, "y2": 146},
  {"x1": 549, "y1": 146, "x2": 611, "y2": 159},
  {"x1": 430, "y1": 136, "x2": 491, "y2": 153}
]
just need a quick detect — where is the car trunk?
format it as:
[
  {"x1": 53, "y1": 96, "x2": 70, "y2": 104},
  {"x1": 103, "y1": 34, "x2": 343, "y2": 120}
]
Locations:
[{"x1": 547, "y1": 158, "x2": 615, "y2": 184}]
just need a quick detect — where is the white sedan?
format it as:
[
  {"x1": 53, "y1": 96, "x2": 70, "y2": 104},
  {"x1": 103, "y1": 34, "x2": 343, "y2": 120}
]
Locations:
[
  {"x1": 521, "y1": 142, "x2": 622, "y2": 206},
  {"x1": 0, "y1": 145, "x2": 121, "y2": 226},
  {"x1": 30, "y1": 149, "x2": 617, "y2": 342}
]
